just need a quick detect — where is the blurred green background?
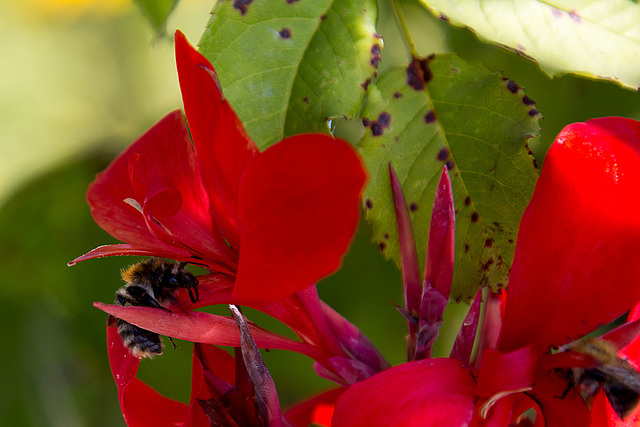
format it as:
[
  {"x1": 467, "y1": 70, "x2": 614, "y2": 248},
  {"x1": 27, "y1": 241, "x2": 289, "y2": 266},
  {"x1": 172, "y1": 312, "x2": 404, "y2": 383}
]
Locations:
[{"x1": 1, "y1": 0, "x2": 638, "y2": 425}]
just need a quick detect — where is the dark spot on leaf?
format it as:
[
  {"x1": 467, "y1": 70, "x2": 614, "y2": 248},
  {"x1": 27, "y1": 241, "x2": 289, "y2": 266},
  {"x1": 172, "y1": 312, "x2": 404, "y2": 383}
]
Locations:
[
  {"x1": 437, "y1": 147, "x2": 449, "y2": 161},
  {"x1": 485, "y1": 238, "x2": 494, "y2": 248},
  {"x1": 464, "y1": 243, "x2": 470, "y2": 253},
  {"x1": 506, "y1": 80, "x2": 519, "y2": 93},
  {"x1": 374, "y1": 32, "x2": 383, "y2": 39},
  {"x1": 528, "y1": 108, "x2": 540, "y2": 117},
  {"x1": 365, "y1": 199, "x2": 373, "y2": 209},
  {"x1": 366, "y1": 112, "x2": 391, "y2": 136},
  {"x1": 379, "y1": 242, "x2": 386, "y2": 252},
  {"x1": 233, "y1": 0, "x2": 253, "y2": 15},
  {"x1": 406, "y1": 56, "x2": 433, "y2": 90},
  {"x1": 496, "y1": 283, "x2": 504, "y2": 289},
  {"x1": 471, "y1": 211, "x2": 479, "y2": 223},
  {"x1": 439, "y1": 13, "x2": 449, "y2": 21},
  {"x1": 378, "y1": 112, "x2": 391, "y2": 127},
  {"x1": 522, "y1": 95, "x2": 535, "y2": 105},
  {"x1": 362, "y1": 117, "x2": 371, "y2": 127},
  {"x1": 424, "y1": 110, "x2": 437, "y2": 123},
  {"x1": 517, "y1": 44, "x2": 527, "y2": 52},
  {"x1": 371, "y1": 44, "x2": 382, "y2": 68},
  {"x1": 464, "y1": 196, "x2": 471, "y2": 206},
  {"x1": 371, "y1": 122, "x2": 383, "y2": 136},
  {"x1": 409, "y1": 203, "x2": 418, "y2": 212},
  {"x1": 279, "y1": 28, "x2": 291, "y2": 39},
  {"x1": 508, "y1": 239, "x2": 513, "y2": 244},
  {"x1": 383, "y1": 233, "x2": 389, "y2": 240},
  {"x1": 393, "y1": 91, "x2": 403, "y2": 99},
  {"x1": 286, "y1": 0, "x2": 300, "y2": 3},
  {"x1": 481, "y1": 258, "x2": 494, "y2": 272},
  {"x1": 446, "y1": 161, "x2": 455, "y2": 170},
  {"x1": 450, "y1": 67, "x2": 460, "y2": 74},
  {"x1": 361, "y1": 78, "x2": 371, "y2": 90},
  {"x1": 533, "y1": 158, "x2": 539, "y2": 169},
  {"x1": 303, "y1": 97, "x2": 309, "y2": 104}
]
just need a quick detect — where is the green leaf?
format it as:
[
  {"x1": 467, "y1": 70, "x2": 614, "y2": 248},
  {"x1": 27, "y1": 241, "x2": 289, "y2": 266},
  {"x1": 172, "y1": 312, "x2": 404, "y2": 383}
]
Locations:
[
  {"x1": 133, "y1": 0, "x2": 179, "y2": 35},
  {"x1": 199, "y1": 0, "x2": 380, "y2": 149},
  {"x1": 419, "y1": 0, "x2": 640, "y2": 90},
  {"x1": 360, "y1": 55, "x2": 540, "y2": 301}
]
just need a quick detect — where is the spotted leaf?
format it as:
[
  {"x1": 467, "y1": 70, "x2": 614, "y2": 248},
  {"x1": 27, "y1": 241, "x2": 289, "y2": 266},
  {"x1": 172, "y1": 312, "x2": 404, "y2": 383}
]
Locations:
[
  {"x1": 199, "y1": 0, "x2": 380, "y2": 149},
  {"x1": 360, "y1": 54, "x2": 540, "y2": 301}
]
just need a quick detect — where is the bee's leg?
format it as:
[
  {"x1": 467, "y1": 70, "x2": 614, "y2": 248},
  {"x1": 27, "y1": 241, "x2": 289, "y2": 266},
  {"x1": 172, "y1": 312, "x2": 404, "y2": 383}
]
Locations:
[
  {"x1": 188, "y1": 286, "x2": 199, "y2": 303},
  {"x1": 556, "y1": 375, "x2": 574, "y2": 399},
  {"x1": 168, "y1": 337, "x2": 179, "y2": 350}
]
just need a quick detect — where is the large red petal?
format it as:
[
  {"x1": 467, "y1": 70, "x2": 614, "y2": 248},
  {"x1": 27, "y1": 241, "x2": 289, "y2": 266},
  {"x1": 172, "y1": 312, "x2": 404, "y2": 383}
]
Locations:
[
  {"x1": 233, "y1": 134, "x2": 366, "y2": 302},
  {"x1": 87, "y1": 110, "x2": 235, "y2": 266},
  {"x1": 332, "y1": 359, "x2": 476, "y2": 427},
  {"x1": 500, "y1": 117, "x2": 640, "y2": 352},
  {"x1": 175, "y1": 30, "x2": 258, "y2": 250},
  {"x1": 95, "y1": 303, "x2": 324, "y2": 360},
  {"x1": 107, "y1": 326, "x2": 189, "y2": 426}
]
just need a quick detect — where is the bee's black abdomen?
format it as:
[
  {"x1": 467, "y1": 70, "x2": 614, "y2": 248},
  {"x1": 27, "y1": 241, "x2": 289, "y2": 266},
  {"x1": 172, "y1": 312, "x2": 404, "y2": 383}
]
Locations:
[
  {"x1": 111, "y1": 258, "x2": 198, "y2": 358},
  {"x1": 116, "y1": 318, "x2": 163, "y2": 358}
]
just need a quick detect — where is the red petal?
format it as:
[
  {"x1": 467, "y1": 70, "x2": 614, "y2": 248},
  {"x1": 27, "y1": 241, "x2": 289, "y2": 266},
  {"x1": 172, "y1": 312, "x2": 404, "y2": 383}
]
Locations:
[
  {"x1": 175, "y1": 30, "x2": 258, "y2": 250},
  {"x1": 389, "y1": 163, "x2": 422, "y2": 316},
  {"x1": 332, "y1": 359, "x2": 476, "y2": 427},
  {"x1": 425, "y1": 166, "x2": 455, "y2": 298},
  {"x1": 68, "y1": 243, "x2": 193, "y2": 266},
  {"x1": 95, "y1": 303, "x2": 324, "y2": 360},
  {"x1": 107, "y1": 326, "x2": 189, "y2": 426},
  {"x1": 476, "y1": 346, "x2": 537, "y2": 398},
  {"x1": 233, "y1": 134, "x2": 366, "y2": 302},
  {"x1": 283, "y1": 388, "x2": 345, "y2": 427},
  {"x1": 87, "y1": 110, "x2": 236, "y2": 266},
  {"x1": 527, "y1": 372, "x2": 590, "y2": 427},
  {"x1": 185, "y1": 344, "x2": 237, "y2": 427},
  {"x1": 500, "y1": 117, "x2": 640, "y2": 352}
]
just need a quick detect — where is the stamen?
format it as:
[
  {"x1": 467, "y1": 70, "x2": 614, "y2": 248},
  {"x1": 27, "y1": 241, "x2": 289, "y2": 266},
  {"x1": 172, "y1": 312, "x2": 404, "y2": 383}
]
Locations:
[{"x1": 480, "y1": 387, "x2": 532, "y2": 419}]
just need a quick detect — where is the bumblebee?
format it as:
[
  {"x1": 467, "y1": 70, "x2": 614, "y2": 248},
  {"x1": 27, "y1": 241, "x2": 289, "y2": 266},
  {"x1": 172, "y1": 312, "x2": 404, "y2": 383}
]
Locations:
[
  {"x1": 563, "y1": 337, "x2": 640, "y2": 419},
  {"x1": 112, "y1": 258, "x2": 199, "y2": 358}
]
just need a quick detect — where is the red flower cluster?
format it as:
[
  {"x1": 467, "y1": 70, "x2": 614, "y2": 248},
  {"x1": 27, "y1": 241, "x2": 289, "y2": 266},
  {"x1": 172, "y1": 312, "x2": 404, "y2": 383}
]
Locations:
[
  {"x1": 332, "y1": 117, "x2": 640, "y2": 427},
  {"x1": 75, "y1": 28, "x2": 640, "y2": 427}
]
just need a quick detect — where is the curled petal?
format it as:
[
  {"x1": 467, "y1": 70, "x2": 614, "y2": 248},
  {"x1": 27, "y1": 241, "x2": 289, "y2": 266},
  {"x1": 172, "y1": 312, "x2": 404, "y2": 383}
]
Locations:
[
  {"x1": 86, "y1": 110, "x2": 236, "y2": 267},
  {"x1": 106, "y1": 326, "x2": 188, "y2": 427},
  {"x1": 332, "y1": 359, "x2": 476, "y2": 427},
  {"x1": 234, "y1": 134, "x2": 366, "y2": 302},
  {"x1": 68, "y1": 243, "x2": 193, "y2": 266},
  {"x1": 501, "y1": 117, "x2": 640, "y2": 352}
]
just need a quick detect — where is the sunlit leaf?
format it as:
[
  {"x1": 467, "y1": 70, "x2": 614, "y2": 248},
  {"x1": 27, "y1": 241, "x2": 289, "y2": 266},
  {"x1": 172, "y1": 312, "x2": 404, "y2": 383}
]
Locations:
[
  {"x1": 419, "y1": 0, "x2": 640, "y2": 90},
  {"x1": 199, "y1": 0, "x2": 380, "y2": 149},
  {"x1": 360, "y1": 54, "x2": 540, "y2": 301}
]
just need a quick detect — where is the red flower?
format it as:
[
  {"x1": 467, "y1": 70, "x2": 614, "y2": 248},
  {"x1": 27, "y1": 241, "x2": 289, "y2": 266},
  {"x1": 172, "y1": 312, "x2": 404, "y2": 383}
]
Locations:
[
  {"x1": 332, "y1": 117, "x2": 640, "y2": 426},
  {"x1": 71, "y1": 30, "x2": 366, "y2": 304}
]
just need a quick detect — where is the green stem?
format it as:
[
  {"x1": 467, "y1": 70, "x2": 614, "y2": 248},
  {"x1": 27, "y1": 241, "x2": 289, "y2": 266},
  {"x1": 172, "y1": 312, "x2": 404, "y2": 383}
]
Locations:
[{"x1": 391, "y1": 0, "x2": 419, "y2": 59}]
